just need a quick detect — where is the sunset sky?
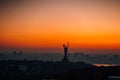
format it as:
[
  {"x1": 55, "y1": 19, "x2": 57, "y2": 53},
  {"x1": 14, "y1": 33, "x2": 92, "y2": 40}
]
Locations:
[{"x1": 0, "y1": 0, "x2": 120, "y2": 53}]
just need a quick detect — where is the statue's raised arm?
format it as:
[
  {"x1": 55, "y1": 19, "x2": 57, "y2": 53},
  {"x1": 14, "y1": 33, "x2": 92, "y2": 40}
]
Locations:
[{"x1": 67, "y1": 42, "x2": 69, "y2": 47}]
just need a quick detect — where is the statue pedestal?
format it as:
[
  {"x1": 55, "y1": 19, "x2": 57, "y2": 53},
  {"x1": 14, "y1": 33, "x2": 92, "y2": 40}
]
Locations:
[{"x1": 62, "y1": 56, "x2": 69, "y2": 63}]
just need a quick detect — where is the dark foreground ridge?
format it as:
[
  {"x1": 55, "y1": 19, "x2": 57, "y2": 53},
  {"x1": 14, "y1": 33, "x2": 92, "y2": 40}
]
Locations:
[{"x1": 0, "y1": 60, "x2": 120, "y2": 80}]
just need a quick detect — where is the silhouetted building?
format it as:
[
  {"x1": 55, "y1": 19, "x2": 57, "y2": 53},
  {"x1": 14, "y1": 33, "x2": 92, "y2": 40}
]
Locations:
[
  {"x1": 62, "y1": 42, "x2": 69, "y2": 62},
  {"x1": 19, "y1": 50, "x2": 22, "y2": 55},
  {"x1": 13, "y1": 50, "x2": 16, "y2": 55}
]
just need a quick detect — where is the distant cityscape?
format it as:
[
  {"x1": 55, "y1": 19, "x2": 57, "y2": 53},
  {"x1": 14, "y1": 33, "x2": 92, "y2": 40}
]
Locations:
[
  {"x1": 0, "y1": 43, "x2": 120, "y2": 80},
  {"x1": 0, "y1": 51, "x2": 120, "y2": 65},
  {"x1": 0, "y1": 51, "x2": 120, "y2": 80}
]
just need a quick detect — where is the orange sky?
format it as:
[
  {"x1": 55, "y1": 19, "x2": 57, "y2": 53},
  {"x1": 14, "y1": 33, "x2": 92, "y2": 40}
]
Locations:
[{"x1": 0, "y1": 0, "x2": 120, "y2": 53}]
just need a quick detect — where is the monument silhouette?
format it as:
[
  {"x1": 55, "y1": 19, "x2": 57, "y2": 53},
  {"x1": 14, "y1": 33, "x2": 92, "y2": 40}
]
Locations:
[{"x1": 62, "y1": 42, "x2": 69, "y2": 62}]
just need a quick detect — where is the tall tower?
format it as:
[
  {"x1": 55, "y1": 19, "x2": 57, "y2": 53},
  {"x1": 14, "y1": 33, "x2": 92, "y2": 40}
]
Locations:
[{"x1": 62, "y1": 42, "x2": 69, "y2": 62}]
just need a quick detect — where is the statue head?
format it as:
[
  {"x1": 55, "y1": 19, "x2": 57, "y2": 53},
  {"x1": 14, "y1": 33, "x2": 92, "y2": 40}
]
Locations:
[{"x1": 63, "y1": 44, "x2": 66, "y2": 47}]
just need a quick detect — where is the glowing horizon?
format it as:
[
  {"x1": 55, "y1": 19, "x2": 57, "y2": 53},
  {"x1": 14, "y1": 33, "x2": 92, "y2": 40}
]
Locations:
[{"x1": 0, "y1": 0, "x2": 120, "y2": 52}]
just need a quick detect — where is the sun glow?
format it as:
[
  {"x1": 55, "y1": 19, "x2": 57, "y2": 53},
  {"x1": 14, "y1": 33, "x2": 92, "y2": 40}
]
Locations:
[{"x1": 0, "y1": 0, "x2": 120, "y2": 52}]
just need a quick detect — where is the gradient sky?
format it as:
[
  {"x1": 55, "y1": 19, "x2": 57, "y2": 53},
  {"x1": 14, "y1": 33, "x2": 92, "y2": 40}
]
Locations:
[{"x1": 0, "y1": 0, "x2": 120, "y2": 53}]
